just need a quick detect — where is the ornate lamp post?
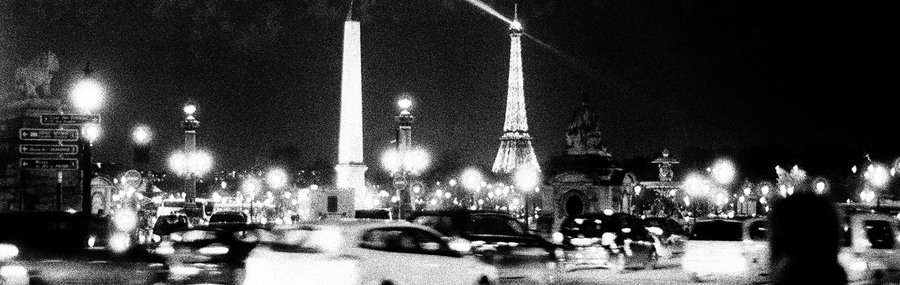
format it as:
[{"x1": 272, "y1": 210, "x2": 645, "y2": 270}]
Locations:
[
  {"x1": 180, "y1": 104, "x2": 201, "y2": 203},
  {"x1": 381, "y1": 96, "x2": 429, "y2": 219},
  {"x1": 461, "y1": 168, "x2": 484, "y2": 209},
  {"x1": 71, "y1": 63, "x2": 104, "y2": 214}
]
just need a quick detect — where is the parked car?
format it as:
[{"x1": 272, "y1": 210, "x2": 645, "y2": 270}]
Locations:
[
  {"x1": 153, "y1": 225, "x2": 259, "y2": 285},
  {"x1": 408, "y1": 210, "x2": 560, "y2": 284},
  {"x1": 241, "y1": 220, "x2": 498, "y2": 285},
  {"x1": 552, "y1": 212, "x2": 659, "y2": 273},
  {"x1": 0, "y1": 211, "x2": 169, "y2": 285},
  {"x1": 643, "y1": 217, "x2": 688, "y2": 259}
]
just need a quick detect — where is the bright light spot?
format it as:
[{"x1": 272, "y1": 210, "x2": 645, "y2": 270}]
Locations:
[
  {"x1": 478, "y1": 199, "x2": 484, "y2": 205},
  {"x1": 168, "y1": 151, "x2": 213, "y2": 176},
  {"x1": 816, "y1": 181, "x2": 826, "y2": 193},
  {"x1": 266, "y1": 168, "x2": 288, "y2": 189},
  {"x1": 510, "y1": 19, "x2": 523, "y2": 31},
  {"x1": 436, "y1": 190, "x2": 443, "y2": 197},
  {"x1": 0, "y1": 244, "x2": 19, "y2": 259},
  {"x1": 198, "y1": 244, "x2": 230, "y2": 255},
  {"x1": 183, "y1": 104, "x2": 196, "y2": 115},
  {"x1": 759, "y1": 197, "x2": 767, "y2": 204},
  {"x1": 132, "y1": 126, "x2": 151, "y2": 144},
  {"x1": 242, "y1": 178, "x2": 260, "y2": 195},
  {"x1": 739, "y1": 196, "x2": 745, "y2": 203},
  {"x1": 220, "y1": 181, "x2": 227, "y2": 189},
  {"x1": 512, "y1": 198, "x2": 520, "y2": 205},
  {"x1": 761, "y1": 185, "x2": 770, "y2": 196},
  {"x1": 865, "y1": 165, "x2": 890, "y2": 188},
  {"x1": 398, "y1": 97, "x2": 412, "y2": 110},
  {"x1": 603, "y1": 209, "x2": 614, "y2": 216},
  {"x1": 113, "y1": 210, "x2": 137, "y2": 231},
  {"x1": 852, "y1": 166, "x2": 858, "y2": 173},
  {"x1": 634, "y1": 185, "x2": 642, "y2": 195},
  {"x1": 110, "y1": 233, "x2": 131, "y2": 253},
  {"x1": 743, "y1": 188, "x2": 751, "y2": 196},
  {"x1": 711, "y1": 159, "x2": 736, "y2": 184},
  {"x1": 0, "y1": 265, "x2": 27, "y2": 277},
  {"x1": 683, "y1": 197, "x2": 690, "y2": 206},
  {"x1": 514, "y1": 168, "x2": 540, "y2": 191},
  {"x1": 787, "y1": 186, "x2": 795, "y2": 196},
  {"x1": 779, "y1": 185, "x2": 788, "y2": 197},
  {"x1": 716, "y1": 193, "x2": 726, "y2": 206},
  {"x1": 683, "y1": 174, "x2": 707, "y2": 195},
  {"x1": 71, "y1": 79, "x2": 104, "y2": 112},
  {"x1": 82, "y1": 123, "x2": 100, "y2": 142},
  {"x1": 448, "y1": 179, "x2": 457, "y2": 187},
  {"x1": 444, "y1": 192, "x2": 451, "y2": 199},
  {"x1": 430, "y1": 199, "x2": 438, "y2": 206}
]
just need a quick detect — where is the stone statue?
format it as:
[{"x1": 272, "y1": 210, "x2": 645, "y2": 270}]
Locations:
[
  {"x1": 565, "y1": 100, "x2": 610, "y2": 156},
  {"x1": 14, "y1": 51, "x2": 60, "y2": 99}
]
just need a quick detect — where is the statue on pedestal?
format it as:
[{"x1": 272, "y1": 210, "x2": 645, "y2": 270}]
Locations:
[{"x1": 14, "y1": 51, "x2": 60, "y2": 100}]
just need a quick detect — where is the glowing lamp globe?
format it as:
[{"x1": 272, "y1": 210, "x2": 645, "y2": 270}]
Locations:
[
  {"x1": 266, "y1": 168, "x2": 288, "y2": 189},
  {"x1": 398, "y1": 98, "x2": 412, "y2": 110},
  {"x1": 82, "y1": 124, "x2": 101, "y2": 142},
  {"x1": 132, "y1": 126, "x2": 151, "y2": 144},
  {"x1": 71, "y1": 79, "x2": 104, "y2": 112},
  {"x1": 184, "y1": 104, "x2": 197, "y2": 116},
  {"x1": 461, "y1": 168, "x2": 484, "y2": 191}
]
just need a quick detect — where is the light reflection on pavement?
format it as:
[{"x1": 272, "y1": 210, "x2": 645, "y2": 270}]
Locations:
[{"x1": 553, "y1": 258, "x2": 752, "y2": 285}]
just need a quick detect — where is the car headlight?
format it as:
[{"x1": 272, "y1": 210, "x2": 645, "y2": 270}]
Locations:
[
  {"x1": 552, "y1": 232, "x2": 564, "y2": 244},
  {"x1": 198, "y1": 243, "x2": 230, "y2": 255},
  {"x1": 571, "y1": 238, "x2": 595, "y2": 247},
  {"x1": 848, "y1": 260, "x2": 868, "y2": 272},
  {"x1": 0, "y1": 244, "x2": 19, "y2": 260},
  {"x1": 0, "y1": 265, "x2": 27, "y2": 277}
]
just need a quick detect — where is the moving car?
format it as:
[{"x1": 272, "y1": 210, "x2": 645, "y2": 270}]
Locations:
[
  {"x1": 154, "y1": 225, "x2": 259, "y2": 285},
  {"x1": 681, "y1": 219, "x2": 751, "y2": 281},
  {"x1": 642, "y1": 217, "x2": 688, "y2": 258},
  {"x1": 552, "y1": 212, "x2": 659, "y2": 273},
  {"x1": 0, "y1": 211, "x2": 169, "y2": 285},
  {"x1": 209, "y1": 211, "x2": 250, "y2": 225},
  {"x1": 408, "y1": 210, "x2": 559, "y2": 284},
  {"x1": 241, "y1": 220, "x2": 498, "y2": 285},
  {"x1": 153, "y1": 214, "x2": 191, "y2": 239}
]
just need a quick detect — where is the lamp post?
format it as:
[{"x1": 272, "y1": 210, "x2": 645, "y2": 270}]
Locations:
[
  {"x1": 180, "y1": 104, "x2": 201, "y2": 203},
  {"x1": 381, "y1": 96, "x2": 429, "y2": 219},
  {"x1": 242, "y1": 178, "x2": 260, "y2": 223},
  {"x1": 515, "y1": 168, "x2": 540, "y2": 230},
  {"x1": 72, "y1": 63, "x2": 104, "y2": 214},
  {"x1": 461, "y1": 168, "x2": 484, "y2": 208}
]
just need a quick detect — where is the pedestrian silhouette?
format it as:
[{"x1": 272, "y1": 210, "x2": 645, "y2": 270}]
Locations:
[{"x1": 768, "y1": 190, "x2": 847, "y2": 285}]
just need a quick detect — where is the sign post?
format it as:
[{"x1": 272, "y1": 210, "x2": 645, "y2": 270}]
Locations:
[
  {"x1": 40, "y1": 114, "x2": 101, "y2": 125},
  {"x1": 20, "y1": 158, "x2": 79, "y2": 170},
  {"x1": 19, "y1": 128, "x2": 79, "y2": 141},
  {"x1": 19, "y1": 144, "x2": 79, "y2": 155}
]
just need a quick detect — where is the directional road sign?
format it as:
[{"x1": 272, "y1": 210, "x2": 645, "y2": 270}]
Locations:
[
  {"x1": 19, "y1": 128, "x2": 79, "y2": 141},
  {"x1": 20, "y1": 158, "x2": 79, "y2": 170},
  {"x1": 40, "y1": 114, "x2": 101, "y2": 125},
  {"x1": 19, "y1": 144, "x2": 79, "y2": 155}
]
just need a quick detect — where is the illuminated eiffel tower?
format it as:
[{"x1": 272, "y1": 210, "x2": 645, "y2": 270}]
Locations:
[{"x1": 492, "y1": 4, "x2": 540, "y2": 175}]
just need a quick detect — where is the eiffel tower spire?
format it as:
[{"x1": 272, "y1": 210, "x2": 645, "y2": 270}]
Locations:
[{"x1": 492, "y1": 3, "x2": 540, "y2": 174}]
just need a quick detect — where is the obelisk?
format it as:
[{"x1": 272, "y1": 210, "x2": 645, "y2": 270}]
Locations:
[{"x1": 335, "y1": 6, "x2": 368, "y2": 209}]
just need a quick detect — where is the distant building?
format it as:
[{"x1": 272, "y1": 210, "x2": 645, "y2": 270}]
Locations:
[{"x1": 540, "y1": 99, "x2": 638, "y2": 231}]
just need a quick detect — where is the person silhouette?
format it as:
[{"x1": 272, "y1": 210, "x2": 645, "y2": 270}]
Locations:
[{"x1": 768, "y1": 190, "x2": 847, "y2": 285}]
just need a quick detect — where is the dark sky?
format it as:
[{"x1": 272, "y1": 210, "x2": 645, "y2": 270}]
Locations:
[{"x1": 2, "y1": 0, "x2": 898, "y2": 175}]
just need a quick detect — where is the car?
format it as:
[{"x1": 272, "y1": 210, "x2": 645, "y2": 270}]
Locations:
[
  {"x1": 240, "y1": 219, "x2": 498, "y2": 285},
  {"x1": 408, "y1": 210, "x2": 560, "y2": 284},
  {"x1": 0, "y1": 211, "x2": 169, "y2": 285},
  {"x1": 642, "y1": 217, "x2": 688, "y2": 258},
  {"x1": 153, "y1": 214, "x2": 192, "y2": 238},
  {"x1": 209, "y1": 211, "x2": 250, "y2": 225},
  {"x1": 354, "y1": 208, "x2": 393, "y2": 220},
  {"x1": 552, "y1": 212, "x2": 659, "y2": 273},
  {"x1": 681, "y1": 219, "x2": 752, "y2": 281},
  {"x1": 153, "y1": 225, "x2": 259, "y2": 285}
]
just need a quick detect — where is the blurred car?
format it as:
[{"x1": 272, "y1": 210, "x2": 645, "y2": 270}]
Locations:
[
  {"x1": 839, "y1": 212, "x2": 900, "y2": 284},
  {"x1": 354, "y1": 208, "x2": 393, "y2": 220},
  {"x1": 642, "y1": 217, "x2": 688, "y2": 259},
  {"x1": 0, "y1": 211, "x2": 169, "y2": 285},
  {"x1": 682, "y1": 219, "x2": 748, "y2": 280},
  {"x1": 408, "y1": 210, "x2": 559, "y2": 284},
  {"x1": 209, "y1": 211, "x2": 249, "y2": 225},
  {"x1": 241, "y1": 220, "x2": 498, "y2": 285},
  {"x1": 552, "y1": 212, "x2": 658, "y2": 273},
  {"x1": 153, "y1": 225, "x2": 259, "y2": 285},
  {"x1": 153, "y1": 214, "x2": 192, "y2": 240}
]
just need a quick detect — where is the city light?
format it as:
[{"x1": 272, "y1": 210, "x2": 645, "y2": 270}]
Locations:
[
  {"x1": 711, "y1": 159, "x2": 736, "y2": 184},
  {"x1": 461, "y1": 168, "x2": 484, "y2": 191},
  {"x1": 168, "y1": 151, "x2": 212, "y2": 176},
  {"x1": 514, "y1": 168, "x2": 540, "y2": 192},
  {"x1": 184, "y1": 104, "x2": 197, "y2": 116},
  {"x1": 132, "y1": 125, "x2": 151, "y2": 144},
  {"x1": 266, "y1": 168, "x2": 288, "y2": 189},
  {"x1": 683, "y1": 173, "x2": 707, "y2": 195},
  {"x1": 71, "y1": 78, "x2": 104, "y2": 112},
  {"x1": 865, "y1": 164, "x2": 890, "y2": 188},
  {"x1": 398, "y1": 97, "x2": 412, "y2": 110},
  {"x1": 82, "y1": 123, "x2": 100, "y2": 142}
]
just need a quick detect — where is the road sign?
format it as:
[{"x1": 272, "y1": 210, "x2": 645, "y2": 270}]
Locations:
[
  {"x1": 19, "y1": 144, "x2": 78, "y2": 155},
  {"x1": 20, "y1": 158, "x2": 79, "y2": 170},
  {"x1": 40, "y1": 114, "x2": 101, "y2": 125},
  {"x1": 19, "y1": 128, "x2": 79, "y2": 141}
]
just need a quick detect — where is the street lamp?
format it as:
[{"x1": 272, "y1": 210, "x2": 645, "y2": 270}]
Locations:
[
  {"x1": 461, "y1": 168, "x2": 484, "y2": 208},
  {"x1": 242, "y1": 178, "x2": 260, "y2": 222},
  {"x1": 515, "y1": 167, "x2": 540, "y2": 229},
  {"x1": 266, "y1": 168, "x2": 288, "y2": 189},
  {"x1": 711, "y1": 159, "x2": 736, "y2": 185},
  {"x1": 72, "y1": 62, "x2": 104, "y2": 214}
]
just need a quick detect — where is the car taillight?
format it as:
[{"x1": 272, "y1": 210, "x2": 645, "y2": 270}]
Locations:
[{"x1": 198, "y1": 243, "x2": 230, "y2": 255}]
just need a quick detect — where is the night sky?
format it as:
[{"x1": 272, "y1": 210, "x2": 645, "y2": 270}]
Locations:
[{"x1": 2, "y1": 0, "x2": 898, "y2": 175}]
